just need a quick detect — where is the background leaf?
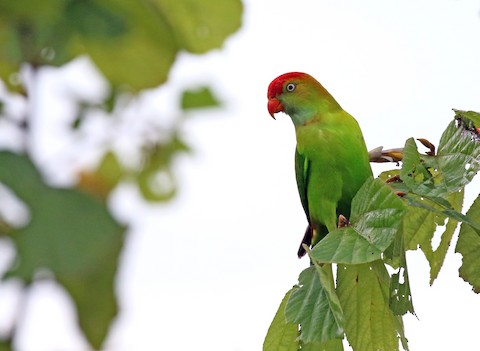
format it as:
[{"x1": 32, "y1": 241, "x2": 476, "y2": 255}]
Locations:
[
  {"x1": 0, "y1": 151, "x2": 125, "y2": 349},
  {"x1": 181, "y1": 87, "x2": 220, "y2": 110},
  {"x1": 136, "y1": 135, "x2": 190, "y2": 202},
  {"x1": 0, "y1": 339, "x2": 12, "y2": 351},
  {"x1": 0, "y1": 0, "x2": 243, "y2": 90},
  {"x1": 77, "y1": 151, "x2": 124, "y2": 201},
  {"x1": 154, "y1": 0, "x2": 243, "y2": 53}
]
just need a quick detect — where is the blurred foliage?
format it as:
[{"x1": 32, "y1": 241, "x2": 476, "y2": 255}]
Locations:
[
  {"x1": 0, "y1": 0, "x2": 242, "y2": 350},
  {"x1": 181, "y1": 86, "x2": 220, "y2": 110},
  {"x1": 264, "y1": 110, "x2": 480, "y2": 351},
  {"x1": 0, "y1": 151, "x2": 124, "y2": 347},
  {"x1": 0, "y1": 0, "x2": 242, "y2": 90},
  {"x1": 0, "y1": 340, "x2": 11, "y2": 351}
]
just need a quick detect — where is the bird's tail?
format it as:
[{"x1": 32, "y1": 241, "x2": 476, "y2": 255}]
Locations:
[
  {"x1": 297, "y1": 225, "x2": 312, "y2": 258},
  {"x1": 297, "y1": 223, "x2": 329, "y2": 258}
]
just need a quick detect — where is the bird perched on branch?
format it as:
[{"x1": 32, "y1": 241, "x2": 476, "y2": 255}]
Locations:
[{"x1": 267, "y1": 72, "x2": 373, "y2": 257}]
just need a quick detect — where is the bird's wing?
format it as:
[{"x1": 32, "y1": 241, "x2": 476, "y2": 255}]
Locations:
[
  {"x1": 295, "y1": 147, "x2": 310, "y2": 219},
  {"x1": 295, "y1": 147, "x2": 312, "y2": 258}
]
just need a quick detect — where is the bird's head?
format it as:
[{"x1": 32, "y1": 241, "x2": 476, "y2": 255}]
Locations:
[{"x1": 267, "y1": 72, "x2": 339, "y2": 120}]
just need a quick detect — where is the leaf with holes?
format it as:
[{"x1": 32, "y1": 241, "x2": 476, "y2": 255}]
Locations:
[
  {"x1": 401, "y1": 118, "x2": 480, "y2": 197},
  {"x1": 456, "y1": 194, "x2": 480, "y2": 293},
  {"x1": 421, "y1": 190, "x2": 464, "y2": 284}
]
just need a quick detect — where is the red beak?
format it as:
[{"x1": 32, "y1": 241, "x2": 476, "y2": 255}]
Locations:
[{"x1": 267, "y1": 98, "x2": 283, "y2": 119}]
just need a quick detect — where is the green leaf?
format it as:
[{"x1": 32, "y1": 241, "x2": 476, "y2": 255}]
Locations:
[
  {"x1": 383, "y1": 219, "x2": 406, "y2": 269},
  {"x1": 310, "y1": 259, "x2": 345, "y2": 337},
  {"x1": 400, "y1": 205, "x2": 435, "y2": 251},
  {"x1": 404, "y1": 193, "x2": 480, "y2": 232},
  {"x1": 65, "y1": 0, "x2": 127, "y2": 39},
  {"x1": 309, "y1": 228, "x2": 382, "y2": 264},
  {"x1": 300, "y1": 339, "x2": 344, "y2": 351},
  {"x1": 456, "y1": 194, "x2": 480, "y2": 293},
  {"x1": 385, "y1": 224, "x2": 415, "y2": 317},
  {"x1": 400, "y1": 138, "x2": 438, "y2": 196},
  {"x1": 350, "y1": 178, "x2": 405, "y2": 251},
  {"x1": 401, "y1": 119, "x2": 480, "y2": 197},
  {"x1": 421, "y1": 190, "x2": 463, "y2": 284},
  {"x1": 285, "y1": 266, "x2": 344, "y2": 344},
  {"x1": 263, "y1": 288, "x2": 299, "y2": 351},
  {"x1": 436, "y1": 119, "x2": 480, "y2": 191},
  {"x1": 0, "y1": 151, "x2": 125, "y2": 349},
  {"x1": 180, "y1": 86, "x2": 220, "y2": 110},
  {"x1": 337, "y1": 262, "x2": 405, "y2": 351},
  {"x1": 389, "y1": 266, "x2": 414, "y2": 316},
  {"x1": 393, "y1": 315, "x2": 409, "y2": 351},
  {"x1": 310, "y1": 178, "x2": 405, "y2": 264},
  {"x1": 453, "y1": 109, "x2": 480, "y2": 127}
]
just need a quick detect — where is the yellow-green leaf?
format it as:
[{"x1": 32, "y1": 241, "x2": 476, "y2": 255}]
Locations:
[
  {"x1": 154, "y1": 0, "x2": 243, "y2": 54},
  {"x1": 456, "y1": 194, "x2": 480, "y2": 293},
  {"x1": 263, "y1": 288, "x2": 299, "y2": 351},
  {"x1": 337, "y1": 262, "x2": 405, "y2": 351},
  {"x1": 421, "y1": 190, "x2": 463, "y2": 284}
]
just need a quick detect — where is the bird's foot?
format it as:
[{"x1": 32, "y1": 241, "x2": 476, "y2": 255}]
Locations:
[
  {"x1": 385, "y1": 174, "x2": 402, "y2": 183},
  {"x1": 417, "y1": 138, "x2": 436, "y2": 156},
  {"x1": 337, "y1": 215, "x2": 350, "y2": 228}
]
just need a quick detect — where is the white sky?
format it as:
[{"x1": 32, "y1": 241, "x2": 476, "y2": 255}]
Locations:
[{"x1": 2, "y1": 0, "x2": 480, "y2": 350}]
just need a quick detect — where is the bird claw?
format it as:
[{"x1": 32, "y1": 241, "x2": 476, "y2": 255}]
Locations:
[
  {"x1": 385, "y1": 174, "x2": 402, "y2": 184},
  {"x1": 368, "y1": 146, "x2": 404, "y2": 164},
  {"x1": 417, "y1": 138, "x2": 436, "y2": 156},
  {"x1": 338, "y1": 215, "x2": 350, "y2": 228}
]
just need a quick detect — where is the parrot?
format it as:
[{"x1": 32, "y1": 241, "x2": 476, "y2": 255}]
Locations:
[{"x1": 267, "y1": 72, "x2": 373, "y2": 258}]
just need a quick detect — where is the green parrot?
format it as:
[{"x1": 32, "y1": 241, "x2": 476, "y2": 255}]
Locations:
[{"x1": 267, "y1": 72, "x2": 373, "y2": 258}]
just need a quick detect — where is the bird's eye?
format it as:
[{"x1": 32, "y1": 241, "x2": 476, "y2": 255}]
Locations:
[{"x1": 286, "y1": 83, "x2": 296, "y2": 92}]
